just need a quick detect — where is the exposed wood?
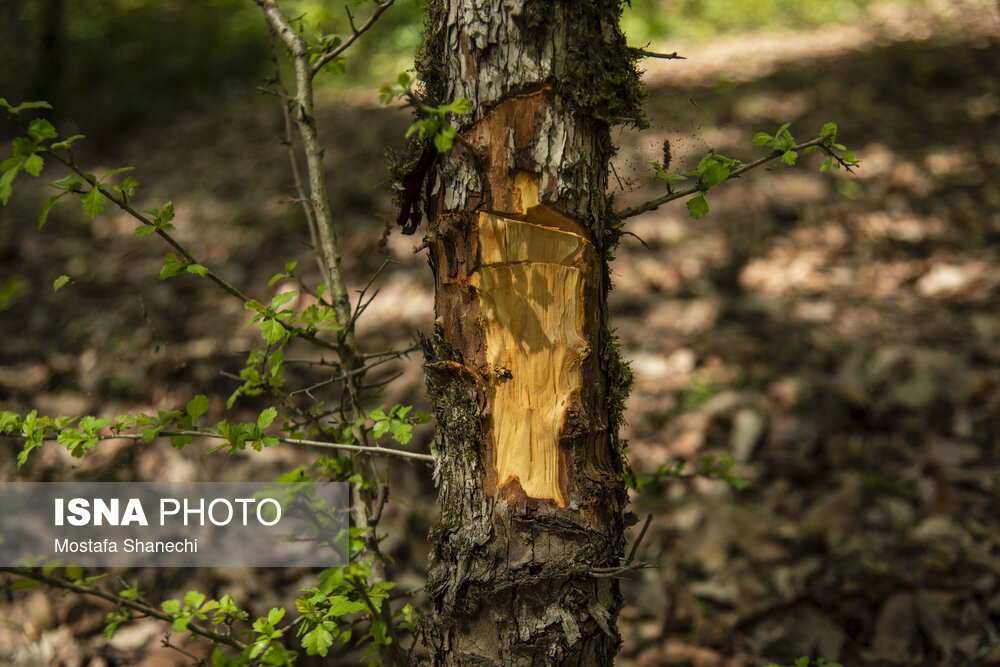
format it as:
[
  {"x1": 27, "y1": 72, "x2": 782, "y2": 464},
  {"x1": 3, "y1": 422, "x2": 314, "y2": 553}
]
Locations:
[{"x1": 472, "y1": 213, "x2": 593, "y2": 506}]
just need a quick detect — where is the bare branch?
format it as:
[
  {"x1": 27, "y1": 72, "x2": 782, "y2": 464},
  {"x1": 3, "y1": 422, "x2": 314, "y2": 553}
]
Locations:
[{"x1": 630, "y1": 47, "x2": 685, "y2": 60}]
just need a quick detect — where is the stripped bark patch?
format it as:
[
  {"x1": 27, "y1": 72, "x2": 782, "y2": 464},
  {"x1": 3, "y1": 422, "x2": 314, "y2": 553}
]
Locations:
[{"x1": 471, "y1": 212, "x2": 593, "y2": 506}]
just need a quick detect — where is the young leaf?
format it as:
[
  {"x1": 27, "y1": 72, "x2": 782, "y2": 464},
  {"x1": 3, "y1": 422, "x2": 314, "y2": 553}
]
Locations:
[
  {"x1": 259, "y1": 319, "x2": 288, "y2": 344},
  {"x1": 100, "y1": 166, "x2": 135, "y2": 180},
  {"x1": 50, "y1": 134, "x2": 85, "y2": 151},
  {"x1": 23, "y1": 154, "x2": 43, "y2": 177},
  {"x1": 686, "y1": 194, "x2": 709, "y2": 219},
  {"x1": 81, "y1": 187, "x2": 105, "y2": 218},
  {"x1": 302, "y1": 624, "x2": 335, "y2": 656},
  {"x1": 782, "y1": 150, "x2": 797, "y2": 165},
  {"x1": 271, "y1": 291, "x2": 297, "y2": 308},
  {"x1": 186, "y1": 395, "x2": 209, "y2": 423},
  {"x1": 0, "y1": 167, "x2": 18, "y2": 205},
  {"x1": 27, "y1": 118, "x2": 58, "y2": 142},
  {"x1": 53, "y1": 275, "x2": 69, "y2": 291},
  {"x1": 38, "y1": 192, "x2": 66, "y2": 228},
  {"x1": 159, "y1": 253, "x2": 186, "y2": 280},
  {"x1": 257, "y1": 407, "x2": 277, "y2": 430}
]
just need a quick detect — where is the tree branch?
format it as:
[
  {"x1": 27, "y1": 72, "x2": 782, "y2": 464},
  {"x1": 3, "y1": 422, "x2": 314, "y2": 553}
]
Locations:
[
  {"x1": 0, "y1": 567, "x2": 245, "y2": 650},
  {"x1": 630, "y1": 47, "x2": 685, "y2": 60},
  {"x1": 68, "y1": 430, "x2": 435, "y2": 463},
  {"x1": 617, "y1": 134, "x2": 836, "y2": 220},
  {"x1": 310, "y1": 1, "x2": 395, "y2": 77}
]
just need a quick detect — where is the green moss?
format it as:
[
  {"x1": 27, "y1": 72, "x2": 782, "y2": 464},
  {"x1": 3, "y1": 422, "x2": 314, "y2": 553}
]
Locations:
[
  {"x1": 516, "y1": 0, "x2": 647, "y2": 128},
  {"x1": 602, "y1": 327, "x2": 633, "y2": 441},
  {"x1": 415, "y1": 0, "x2": 448, "y2": 108},
  {"x1": 424, "y1": 335, "x2": 479, "y2": 468}
]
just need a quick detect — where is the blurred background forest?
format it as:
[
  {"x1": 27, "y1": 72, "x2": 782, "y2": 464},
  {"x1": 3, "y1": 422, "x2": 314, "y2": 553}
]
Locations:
[{"x1": 1, "y1": 0, "x2": 999, "y2": 664}]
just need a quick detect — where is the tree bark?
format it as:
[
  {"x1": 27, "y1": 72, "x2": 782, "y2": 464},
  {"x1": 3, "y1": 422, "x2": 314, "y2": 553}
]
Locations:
[{"x1": 416, "y1": 1, "x2": 644, "y2": 664}]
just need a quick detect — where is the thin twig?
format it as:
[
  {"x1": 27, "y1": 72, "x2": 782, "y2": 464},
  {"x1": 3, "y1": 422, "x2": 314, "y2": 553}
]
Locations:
[
  {"x1": 2, "y1": 110, "x2": 343, "y2": 354},
  {"x1": 617, "y1": 135, "x2": 836, "y2": 220},
  {"x1": 0, "y1": 567, "x2": 245, "y2": 650},
  {"x1": 625, "y1": 513, "x2": 653, "y2": 564},
  {"x1": 95, "y1": 430, "x2": 435, "y2": 463},
  {"x1": 310, "y1": 1, "x2": 395, "y2": 76},
  {"x1": 630, "y1": 48, "x2": 685, "y2": 60}
]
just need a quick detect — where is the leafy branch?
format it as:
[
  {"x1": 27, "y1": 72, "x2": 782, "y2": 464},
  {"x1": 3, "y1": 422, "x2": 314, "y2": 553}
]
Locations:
[
  {"x1": 0, "y1": 566, "x2": 246, "y2": 651},
  {"x1": 619, "y1": 122, "x2": 859, "y2": 220},
  {"x1": 307, "y1": 0, "x2": 396, "y2": 77},
  {"x1": 0, "y1": 404, "x2": 434, "y2": 467}
]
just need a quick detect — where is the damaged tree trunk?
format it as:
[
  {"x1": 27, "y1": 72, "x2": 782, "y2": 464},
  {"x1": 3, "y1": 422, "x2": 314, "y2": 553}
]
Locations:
[{"x1": 416, "y1": 1, "x2": 644, "y2": 664}]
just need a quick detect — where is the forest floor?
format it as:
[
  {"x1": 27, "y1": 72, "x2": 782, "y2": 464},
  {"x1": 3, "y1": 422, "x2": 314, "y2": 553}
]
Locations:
[{"x1": 0, "y1": 2, "x2": 998, "y2": 665}]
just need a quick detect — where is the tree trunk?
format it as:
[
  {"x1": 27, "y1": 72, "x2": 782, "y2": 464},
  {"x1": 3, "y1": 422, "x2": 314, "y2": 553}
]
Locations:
[{"x1": 416, "y1": 1, "x2": 644, "y2": 664}]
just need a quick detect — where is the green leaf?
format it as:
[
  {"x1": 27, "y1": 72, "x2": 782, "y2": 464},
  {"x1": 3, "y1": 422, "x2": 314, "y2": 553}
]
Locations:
[
  {"x1": 81, "y1": 187, "x2": 105, "y2": 218},
  {"x1": 266, "y1": 607, "x2": 286, "y2": 626},
  {"x1": 433, "y1": 129, "x2": 453, "y2": 153},
  {"x1": 38, "y1": 192, "x2": 66, "y2": 228},
  {"x1": 686, "y1": 194, "x2": 709, "y2": 219},
  {"x1": 820, "y1": 122, "x2": 837, "y2": 138},
  {"x1": 23, "y1": 154, "x2": 43, "y2": 177},
  {"x1": 159, "y1": 252, "x2": 186, "y2": 280},
  {"x1": 259, "y1": 319, "x2": 287, "y2": 344},
  {"x1": 782, "y1": 150, "x2": 798, "y2": 165},
  {"x1": 372, "y1": 420, "x2": 391, "y2": 438},
  {"x1": 271, "y1": 291, "x2": 297, "y2": 308},
  {"x1": 11, "y1": 100, "x2": 53, "y2": 114},
  {"x1": 186, "y1": 395, "x2": 209, "y2": 422},
  {"x1": 448, "y1": 98, "x2": 471, "y2": 115},
  {"x1": 698, "y1": 157, "x2": 731, "y2": 189},
  {"x1": 50, "y1": 174, "x2": 82, "y2": 191},
  {"x1": 186, "y1": 264, "x2": 208, "y2": 277},
  {"x1": 12, "y1": 137, "x2": 33, "y2": 157},
  {"x1": 171, "y1": 435, "x2": 192, "y2": 449},
  {"x1": 28, "y1": 118, "x2": 58, "y2": 142},
  {"x1": 50, "y1": 134, "x2": 85, "y2": 151},
  {"x1": 752, "y1": 132, "x2": 773, "y2": 146},
  {"x1": 101, "y1": 166, "x2": 134, "y2": 180},
  {"x1": 159, "y1": 201, "x2": 175, "y2": 224},
  {"x1": 0, "y1": 166, "x2": 18, "y2": 205},
  {"x1": 53, "y1": 275, "x2": 69, "y2": 291},
  {"x1": 183, "y1": 590, "x2": 206, "y2": 609},
  {"x1": 257, "y1": 407, "x2": 277, "y2": 430},
  {"x1": 302, "y1": 624, "x2": 334, "y2": 656},
  {"x1": 390, "y1": 421, "x2": 413, "y2": 444},
  {"x1": 133, "y1": 225, "x2": 155, "y2": 238}
]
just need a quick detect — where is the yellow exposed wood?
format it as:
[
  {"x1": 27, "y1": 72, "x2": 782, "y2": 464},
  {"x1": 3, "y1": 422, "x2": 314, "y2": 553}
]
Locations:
[{"x1": 471, "y1": 213, "x2": 592, "y2": 507}]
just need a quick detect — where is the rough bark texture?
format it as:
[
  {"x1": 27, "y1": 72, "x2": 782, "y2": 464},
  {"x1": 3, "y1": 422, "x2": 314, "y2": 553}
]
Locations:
[{"x1": 417, "y1": 1, "x2": 643, "y2": 664}]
